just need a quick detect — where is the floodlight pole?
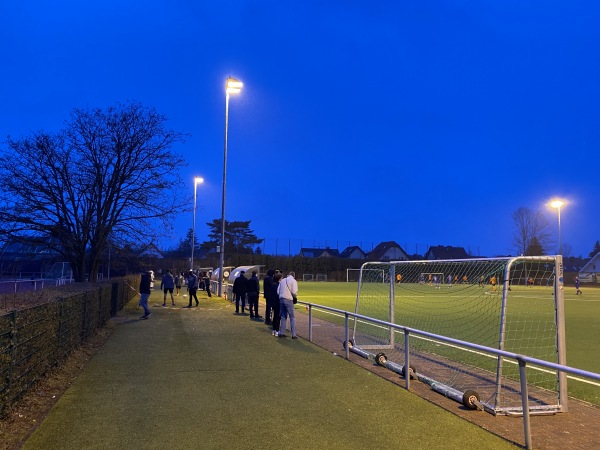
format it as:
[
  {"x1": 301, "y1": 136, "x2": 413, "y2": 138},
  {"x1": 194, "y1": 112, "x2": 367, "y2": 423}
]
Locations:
[
  {"x1": 550, "y1": 200, "x2": 564, "y2": 255},
  {"x1": 556, "y1": 205, "x2": 562, "y2": 256},
  {"x1": 191, "y1": 177, "x2": 204, "y2": 270},
  {"x1": 218, "y1": 77, "x2": 243, "y2": 297}
]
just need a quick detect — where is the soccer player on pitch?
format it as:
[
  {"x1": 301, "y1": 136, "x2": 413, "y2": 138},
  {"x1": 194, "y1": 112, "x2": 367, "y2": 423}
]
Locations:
[{"x1": 490, "y1": 275, "x2": 497, "y2": 292}]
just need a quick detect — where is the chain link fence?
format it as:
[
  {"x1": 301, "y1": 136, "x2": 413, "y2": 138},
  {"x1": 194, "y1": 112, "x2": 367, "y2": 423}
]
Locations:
[{"x1": 0, "y1": 276, "x2": 138, "y2": 417}]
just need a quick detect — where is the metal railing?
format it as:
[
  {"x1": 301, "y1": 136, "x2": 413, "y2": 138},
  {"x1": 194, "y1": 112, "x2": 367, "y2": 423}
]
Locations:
[{"x1": 300, "y1": 301, "x2": 600, "y2": 450}]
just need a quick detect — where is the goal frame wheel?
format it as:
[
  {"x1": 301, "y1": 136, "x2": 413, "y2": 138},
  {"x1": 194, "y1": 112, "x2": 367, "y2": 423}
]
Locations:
[
  {"x1": 462, "y1": 390, "x2": 480, "y2": 410},
  {"x1": 375, "y1": 352, "x2": 387, "y2": 365},
  {"x1": 401, "y1": 364, "x2": 417, "y2": 379}
]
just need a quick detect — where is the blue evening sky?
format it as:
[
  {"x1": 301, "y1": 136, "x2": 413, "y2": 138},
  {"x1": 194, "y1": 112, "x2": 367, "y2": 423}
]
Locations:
[{"x1": 1, "y1": 1, "x2": 598, "y2": 257}]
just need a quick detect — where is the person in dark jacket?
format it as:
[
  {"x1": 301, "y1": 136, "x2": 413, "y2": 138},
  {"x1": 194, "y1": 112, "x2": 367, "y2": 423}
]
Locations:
[
  {"x1": 262, "y1": 269, "x2": 276, "y2": 325},
  {"x1": 271, "y1": 272, "x2": 282, "y2": 335},
  {"x1": 185, "y1": 271, "x2": 199, "y2": 308},
  {"x1": 202, "y1": 271, "x2": 212, "y2": 298},
  {"x1": 232, "y1": 271, "x2": 247, "y2": 314},
  {"x1": 139, "y1": 270, "x2": 152, "y2": 320},
  {"x1": 246, "y1": 270, "x2": 261, "y2": 319}
]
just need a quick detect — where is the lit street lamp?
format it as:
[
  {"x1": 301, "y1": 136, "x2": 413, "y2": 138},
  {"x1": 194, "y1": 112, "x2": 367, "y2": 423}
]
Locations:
[
  {"x1": 218, "y1": 77, "x2": 243, "y2": 296},
  {"x1": 191, "y1": 176, "x2": 204, "y2": 270},
  {"x1": 550, "y1": 199, "x2": 565, "y2": 255}
]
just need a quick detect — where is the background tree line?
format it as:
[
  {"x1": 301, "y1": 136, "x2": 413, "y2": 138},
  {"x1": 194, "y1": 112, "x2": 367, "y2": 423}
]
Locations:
[{"x1": 0, "y1": 99, "x2": 596, "y2": 283}]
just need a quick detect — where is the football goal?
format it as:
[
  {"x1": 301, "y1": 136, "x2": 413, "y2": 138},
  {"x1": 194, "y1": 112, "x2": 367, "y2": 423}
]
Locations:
[
  {"x1": 350, "y1": 256, "x2": 567, "y2": 416},
  {"x1": 315, "y1": 273, "x2": 327, "y2": 282},
  {"x1": 302, "y1": 274, "x2": 314, "y2": 282}
]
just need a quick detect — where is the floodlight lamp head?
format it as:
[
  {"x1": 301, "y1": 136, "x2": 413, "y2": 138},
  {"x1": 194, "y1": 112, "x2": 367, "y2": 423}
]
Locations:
[
  {"x1": 550, "y1": 200, "x2": 564, "y2": 209},
  {"x1": 226, "y1": 77, "x2": 243, "y2": 94},
  {"x1": 194, "y1": 177, "x2": 204, "y2": 185}
]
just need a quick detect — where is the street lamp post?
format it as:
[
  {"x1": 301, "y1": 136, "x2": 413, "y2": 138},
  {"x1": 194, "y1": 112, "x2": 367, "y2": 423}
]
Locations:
[
  {"x1": 218, "y1": 77, "x2": 243, "y2": 297},
  {"x1": 550, "y1": 200, "x2": 565, "y2": 255},
  {"x1": 191, "y1": 177, "x2": 204, "y2": 270}
]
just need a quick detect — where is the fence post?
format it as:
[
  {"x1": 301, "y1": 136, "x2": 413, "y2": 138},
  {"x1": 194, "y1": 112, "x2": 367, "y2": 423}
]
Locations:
[
  {"x1": 7, "y1": 310, "x2": 17, "y2": 392},
  {"x1": 82, "y1": 291, "x2": 88, "y2": 342},
  {"x1": 97, "y1": 287, "x2": 103, "y2": 326},
  {"x1": 57, "y1": 298, "x2": 64, "y2": 358},
  {"x1": 111, "y1": 282, "x2": 119, "y2": 316}
]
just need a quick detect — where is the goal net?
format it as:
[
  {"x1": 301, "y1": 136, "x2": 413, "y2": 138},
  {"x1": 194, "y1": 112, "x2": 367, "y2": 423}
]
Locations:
[
  {"x1": 316, "y1": 274, "x2": 327, "y2": 282},
  {"x1": 346, "y1": 268, "x2": 385, "y2": 283},
  {"x1": 351, "y1": 256, "x2": 567, "y2": 415},
  {"x1": 420, "y1": 272, "x2": 444, "y2": 286},
  {"x1": 302, "y1": 274, "x2": 314, "y2": 282}
]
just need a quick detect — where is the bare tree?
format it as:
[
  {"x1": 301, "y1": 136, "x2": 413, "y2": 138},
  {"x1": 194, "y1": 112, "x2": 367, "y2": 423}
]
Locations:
[
  {"x1": 0, "y1": 102, "x2": 187, "y2": 282},
  {"x1": 512, "y1": 206, "x2": 553, "y2": 255}
]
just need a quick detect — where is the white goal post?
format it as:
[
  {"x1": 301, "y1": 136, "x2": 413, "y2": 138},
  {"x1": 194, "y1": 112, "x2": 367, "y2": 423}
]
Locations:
[
  {"x1": 302, "y1": 274, "x2": 314, "y2": 282},
  {"x1": 350, "y1": 256, "x2": 567, "y2": 416}
]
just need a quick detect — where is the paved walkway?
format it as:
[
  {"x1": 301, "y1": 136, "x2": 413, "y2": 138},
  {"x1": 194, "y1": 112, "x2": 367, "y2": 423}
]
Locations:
[{"x1": 22, "y1": 296, "x2": 514, "y2": 450}]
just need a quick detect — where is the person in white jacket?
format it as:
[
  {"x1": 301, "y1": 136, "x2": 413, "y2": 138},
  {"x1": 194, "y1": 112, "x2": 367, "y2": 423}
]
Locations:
[{"x1": 277, "y1": 271, "x2": 299, "y2": 339}]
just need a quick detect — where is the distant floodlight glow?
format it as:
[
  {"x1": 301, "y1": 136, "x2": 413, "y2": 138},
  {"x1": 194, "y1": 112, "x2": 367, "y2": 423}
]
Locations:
[{"x1": 551, "y1": 200, "x2": 564, "y2": 209}]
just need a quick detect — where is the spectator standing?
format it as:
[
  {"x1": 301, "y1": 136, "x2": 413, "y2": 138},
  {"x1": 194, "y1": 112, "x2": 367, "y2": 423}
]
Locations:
[
  {"x1": 139, "y1": 270, "x2": 152, "y2": 320},
  {"x1": 271, "y1": 272, "x2": 282, "y2": 336},
  {"x1": 148, "y1": 270, "x2": 155, "y2": 290},
  {"x1": 161, "y1": 269, "x2": 176, "y2": 307},
  {"x1": 233, "y1": 271, "x2": 247, "y2": 314},
  {"x1": 185, "y1": 270, "x2": 199, "y2": 308},
  {"x1": 263, "y1": 269, "x2": 276, "y2": 325},
  {"x1": 175, "y1": 272, "x2": 183, "y2": 296},
  {"x1": 202, "y1": 271, "x2": 212, "y2": 298},
  {"x1": 277, "y1": 271, "x2": 298, "y2": 339},
  {"x1": 246, "y1": 270, "x2": 261, "y2": 319}
]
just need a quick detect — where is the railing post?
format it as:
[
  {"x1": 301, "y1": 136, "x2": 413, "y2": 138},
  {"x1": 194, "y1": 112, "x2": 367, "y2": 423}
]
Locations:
[
  {"x1": 404, "y1": 329, "x2": 410, "y2": 390},
  {"x1": 345, "y1": 312, "x2": 349, "y2": 359},
  {"x1": 518, "y1": 357, "x2": 533, "y2": 449},
  {"x1": 308, "y1": 304, "x2": 313, "y2": 342}
]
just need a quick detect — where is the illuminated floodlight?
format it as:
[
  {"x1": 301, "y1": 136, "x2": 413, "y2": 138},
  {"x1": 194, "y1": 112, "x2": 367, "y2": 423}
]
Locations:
[
  {"x1": 226, "y1": 77, "x2": 243, "y2": 94},
  {"x1": 549, "y1": 198, "x2": 566, "y2": 255}
]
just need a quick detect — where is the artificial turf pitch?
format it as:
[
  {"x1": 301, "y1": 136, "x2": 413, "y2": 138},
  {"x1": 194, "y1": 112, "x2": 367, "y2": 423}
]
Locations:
[{"x1": 23, "y1": 294, "x2": 515, "y2": 449}]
